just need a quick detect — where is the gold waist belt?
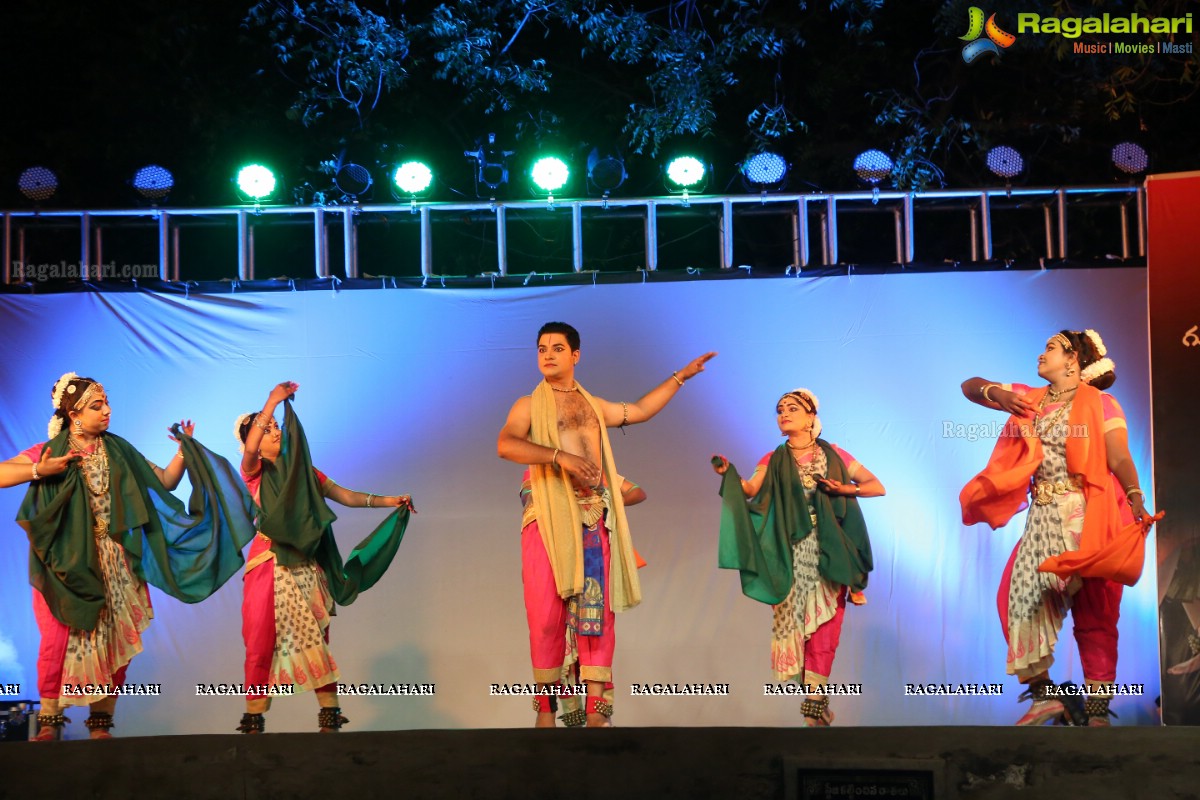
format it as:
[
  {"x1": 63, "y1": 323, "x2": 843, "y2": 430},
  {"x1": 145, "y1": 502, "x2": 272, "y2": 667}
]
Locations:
[{"x1": 1032, "y1": 476, "x2": 1082, "y2": 505}]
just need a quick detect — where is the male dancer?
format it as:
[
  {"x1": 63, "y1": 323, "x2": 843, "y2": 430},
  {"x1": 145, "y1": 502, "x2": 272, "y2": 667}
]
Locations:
[{"x1": 498, "y1": 321, "x2": 714, "y2": 727}]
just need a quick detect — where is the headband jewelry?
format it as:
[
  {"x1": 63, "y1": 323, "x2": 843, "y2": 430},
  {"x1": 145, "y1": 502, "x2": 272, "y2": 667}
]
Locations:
[
  {"x1": 782, "y1": 387, "x2": 820, "y2": 413},
  {"x1": 72, "y1": 382, "x2": 105, "y2": 411},
  {"x1": 1050, "y1": 333, "x2": 1073, "y2": 352}
]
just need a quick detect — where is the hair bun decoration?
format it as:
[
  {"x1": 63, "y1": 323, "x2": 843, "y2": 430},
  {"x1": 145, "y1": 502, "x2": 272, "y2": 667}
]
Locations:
[
  {"x1": 1083, "y1": 329, "x2": 1107, "y2": 358},
  {"x1": 51, "y1": 372, "x2": 80, "y2": 411},
  {"x1": 1081, "y1": 357, "x2": 1116, "y2": 385},
  {"x1": 47, "y1": 372, "x2": 83, "y2": 439},
  {"x1": 233, "y1": 412, "x2": 254, "y2": 454}
]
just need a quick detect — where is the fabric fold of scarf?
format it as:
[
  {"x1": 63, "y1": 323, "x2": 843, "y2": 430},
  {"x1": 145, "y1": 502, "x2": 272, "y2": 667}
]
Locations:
[
  {"x1": 259, "y1": 400, "x2": 409, "y2": 606},
  {"x1": 17, "y1": 430, "x2": 258, "y2": 631},
  {"x1": 527, "y1": 381, "x2": 640, "y2": 613},
  {"x1": 717, "y1": 441, "x2": 872, "y2": 605},
  {"x1": 959, "y1": 383, "x2": 1147, "y2": 586}
]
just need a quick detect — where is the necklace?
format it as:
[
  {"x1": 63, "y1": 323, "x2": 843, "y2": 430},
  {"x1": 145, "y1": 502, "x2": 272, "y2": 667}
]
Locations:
[
  {"x1": 70, "y1": 434, "x2": 110, "y2": 497},
  {"x1": 1046, "y1": 384, "x2": 1078, "y2": 403},
  {"x1": 550, "y1": 383, "x2": 579, "y2": 393},
  {"x1": 789, "y1": 441, "x2": 824, "y2": 489},
  {"x1": 1035, "y1": 395, "x2": 1072, "y2": 440}
]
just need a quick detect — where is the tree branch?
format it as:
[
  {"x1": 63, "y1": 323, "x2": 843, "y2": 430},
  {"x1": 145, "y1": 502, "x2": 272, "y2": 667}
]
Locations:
[{"x1": 500, "y1": 4, "x2": 544, "y2": 56}]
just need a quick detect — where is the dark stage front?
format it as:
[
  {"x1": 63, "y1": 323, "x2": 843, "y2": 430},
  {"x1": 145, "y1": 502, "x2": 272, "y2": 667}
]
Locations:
[{"x1": 5, "y1": 726, "x2": 1194, "y2": 800}]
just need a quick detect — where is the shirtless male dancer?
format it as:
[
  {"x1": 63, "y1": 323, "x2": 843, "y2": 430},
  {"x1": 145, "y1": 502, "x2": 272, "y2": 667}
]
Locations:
[{"x1": 498, "y1": 321, "x2": 715, "y2": 727}]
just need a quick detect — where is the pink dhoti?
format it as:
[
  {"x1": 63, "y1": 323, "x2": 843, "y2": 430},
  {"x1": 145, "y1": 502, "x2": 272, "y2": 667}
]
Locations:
[
  {"x1": 242, "y1": 533, "x2": 339, "y2": 712},
  {"x1": 33, "y1": 534, "x2": 153, "y2": 712},
  {"x1": 522, "y1": 517, "x2": 615, "y2": 685}
]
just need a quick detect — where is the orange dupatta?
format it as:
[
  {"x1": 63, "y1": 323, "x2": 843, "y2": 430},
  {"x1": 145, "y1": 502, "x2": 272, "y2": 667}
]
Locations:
[{"x1": 959, "y1": 384, "x2": 1147, "y2": 586}]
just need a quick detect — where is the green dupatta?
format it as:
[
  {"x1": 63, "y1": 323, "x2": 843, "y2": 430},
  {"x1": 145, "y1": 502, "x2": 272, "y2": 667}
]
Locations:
[
  {"x1": 17, "y1": 429, "x2": 258, "y2": 631},
  {"x1": 717, "y1": 440, "x2": 873, "y2": 605},
  {"x1": 258, "y1": 400, "x2": 409, "y2": 606}
]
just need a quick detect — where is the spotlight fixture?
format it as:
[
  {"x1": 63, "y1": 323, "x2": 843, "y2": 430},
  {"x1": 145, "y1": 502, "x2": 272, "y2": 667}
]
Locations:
[
  {"x1": 334, "y1": 163, "x2": 373, "y2": 199},
  {"x1": 18, "y1": 166, "x2": 58, "y2": 203},
  {"x1": 1111, "y1": 141, "x2": 1149, "y2": 177},
  {"x1": 465, "y1": 133, "x2": 514, "y2": 195},
  {"x1": 853, "y1": 150, "x2": 894, "y2": 185},
  {"x1": 392, "y1": 160, "x2": 434, "y2": 197},
  {"x1": 586, "y1": 148, "x2": 627, "y2": 196},
  {"x1": 664, "y1": 155, "x2": 708, "y2": 195},
  {"x1": 985, "y1": 145, "x2": 1025, "y2": 181},
  {"x1": 235, "y1": 164, "x2": 278, "y2": 202},
  {"x1": 530, "y1": 156, "x2": 570, "y2": 196},
  {"x1": 740, "y1": 151, "x2": 789, "y2": 191},
  {"x1": 132, "y1": 165, "x2": 174, "y2": 201}
]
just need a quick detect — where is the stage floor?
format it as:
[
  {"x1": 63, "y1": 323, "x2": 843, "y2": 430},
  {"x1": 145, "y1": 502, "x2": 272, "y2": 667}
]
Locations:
[{"x1": 6, "y1": 725, "x2": 1195, "y2": 800}]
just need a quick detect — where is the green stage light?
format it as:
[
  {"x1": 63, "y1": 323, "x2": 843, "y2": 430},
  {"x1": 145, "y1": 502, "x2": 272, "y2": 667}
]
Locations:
[
  {"x1": 236, "y1": 164, "x2": 276, "y2": 200},
  {"x1": 531, "y1": 156, "x2": 569, "y2": 193},
  {"x1": 393, "y1": 161, "x2": 433, "y2": 195},
  {"x1": 665, "y1": 156, "x2": 706, "y2": 189}
]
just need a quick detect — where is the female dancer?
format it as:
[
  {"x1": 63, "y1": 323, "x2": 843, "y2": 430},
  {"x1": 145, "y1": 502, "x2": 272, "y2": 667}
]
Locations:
[
  {"x1": 961, "y1": 329, "x2": 1159, "y2": 725},
  {"x1": 713, "y1": 388, "x2": 883, "y2": 726},
  {"x1": 236, "y1": 381, "x2": 414, "y2": 734},
  {"x1": 0, "y1": 372, "x2": 255, "y2": 740}
]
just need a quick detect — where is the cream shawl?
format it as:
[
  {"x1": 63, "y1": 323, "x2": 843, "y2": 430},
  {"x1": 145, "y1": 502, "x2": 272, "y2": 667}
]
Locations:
[{"x1": 528, "y1": 381, "x2": 642, "y2": 612}]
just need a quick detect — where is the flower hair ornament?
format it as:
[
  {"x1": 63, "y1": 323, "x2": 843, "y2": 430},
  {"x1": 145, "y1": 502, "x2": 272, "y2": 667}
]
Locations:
[
  {"x1": 1081, "y1": 356, "x2": 1116, "y2": 385},
  {"x1": 1079, "y1": 329, "x2": 1114, "y2": 384},
  {"x1": 48, "y1": 371, "x2": 80, "y2": 439},
  {"x1": 233, "y1": 412, "x2": 254, "y2": 454},
  {"x1": 51, "y1": 372, "x2": 79, "y2": 411},
  {"x1": 1083, "y1": 328, "x2": 1107, "y2": 357}
]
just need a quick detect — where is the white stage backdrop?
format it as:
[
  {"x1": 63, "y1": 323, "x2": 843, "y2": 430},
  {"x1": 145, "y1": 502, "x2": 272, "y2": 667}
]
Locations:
[{"x1": 0, "y1": 269, "x2": 1156, "y2": 734}]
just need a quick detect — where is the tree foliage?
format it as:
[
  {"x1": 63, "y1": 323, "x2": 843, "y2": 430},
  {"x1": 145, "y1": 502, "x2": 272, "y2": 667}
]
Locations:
[
  {"x1": 245, "y1": 1, "x2": 882, "y2": 156},
  {"x1": 870, "y1": 0, "x2": 1200, "y2": 188},
  {"x1": 244, "y1": 0, "x2": 1199, "y2": 192}
]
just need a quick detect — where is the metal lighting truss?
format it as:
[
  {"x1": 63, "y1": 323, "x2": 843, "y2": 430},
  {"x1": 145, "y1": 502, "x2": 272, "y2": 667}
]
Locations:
[{"x1": 1, "y1": 185, "x2": 1145, "y2": 283}]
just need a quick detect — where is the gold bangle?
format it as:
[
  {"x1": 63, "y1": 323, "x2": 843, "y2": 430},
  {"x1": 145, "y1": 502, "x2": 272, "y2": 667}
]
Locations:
[
  {"x1": 174, "y1": 450, "x2": 184, "y2": 460},
  {"x1": 551, "y1": 448, "x2": 560, "y2": 467},
  {"x1": 365, "y1": 493, "x2": 374, "y2": 508},
  {"x1": 1125, "y1": 487, "x2": 1145, "y2": 499},
  {"x1": 671, "y1": 372, "x2": 685, "y2": 386},
  {"x1": 621, "y1": 402, "x2": 628, "y2": 427},
  {"x1": 31, "y1": 463, "x2": 40, "y2": 481},
  {"x1": 981, "y1": 383, "x2": 1000, "y2": 403}
]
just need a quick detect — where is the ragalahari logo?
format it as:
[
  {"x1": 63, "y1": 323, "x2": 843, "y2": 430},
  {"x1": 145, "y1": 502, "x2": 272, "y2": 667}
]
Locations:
[{"x1": 960, "y1": 7, "x2": 1017, "y2": 63}]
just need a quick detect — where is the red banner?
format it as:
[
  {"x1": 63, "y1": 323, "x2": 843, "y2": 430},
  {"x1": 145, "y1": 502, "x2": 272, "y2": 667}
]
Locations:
[{"x1": 1148, "y1": 172, "x2": 1200, "y2": 724}]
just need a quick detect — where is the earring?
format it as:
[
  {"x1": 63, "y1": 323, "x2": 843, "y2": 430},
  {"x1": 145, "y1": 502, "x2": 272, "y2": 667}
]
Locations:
[
  {"x1": 73, "y1": 420, "x2": 83, "y2": 429},
  {"x1": 1065, "y1": 366, "x2": 1075, "y2": 377}
]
